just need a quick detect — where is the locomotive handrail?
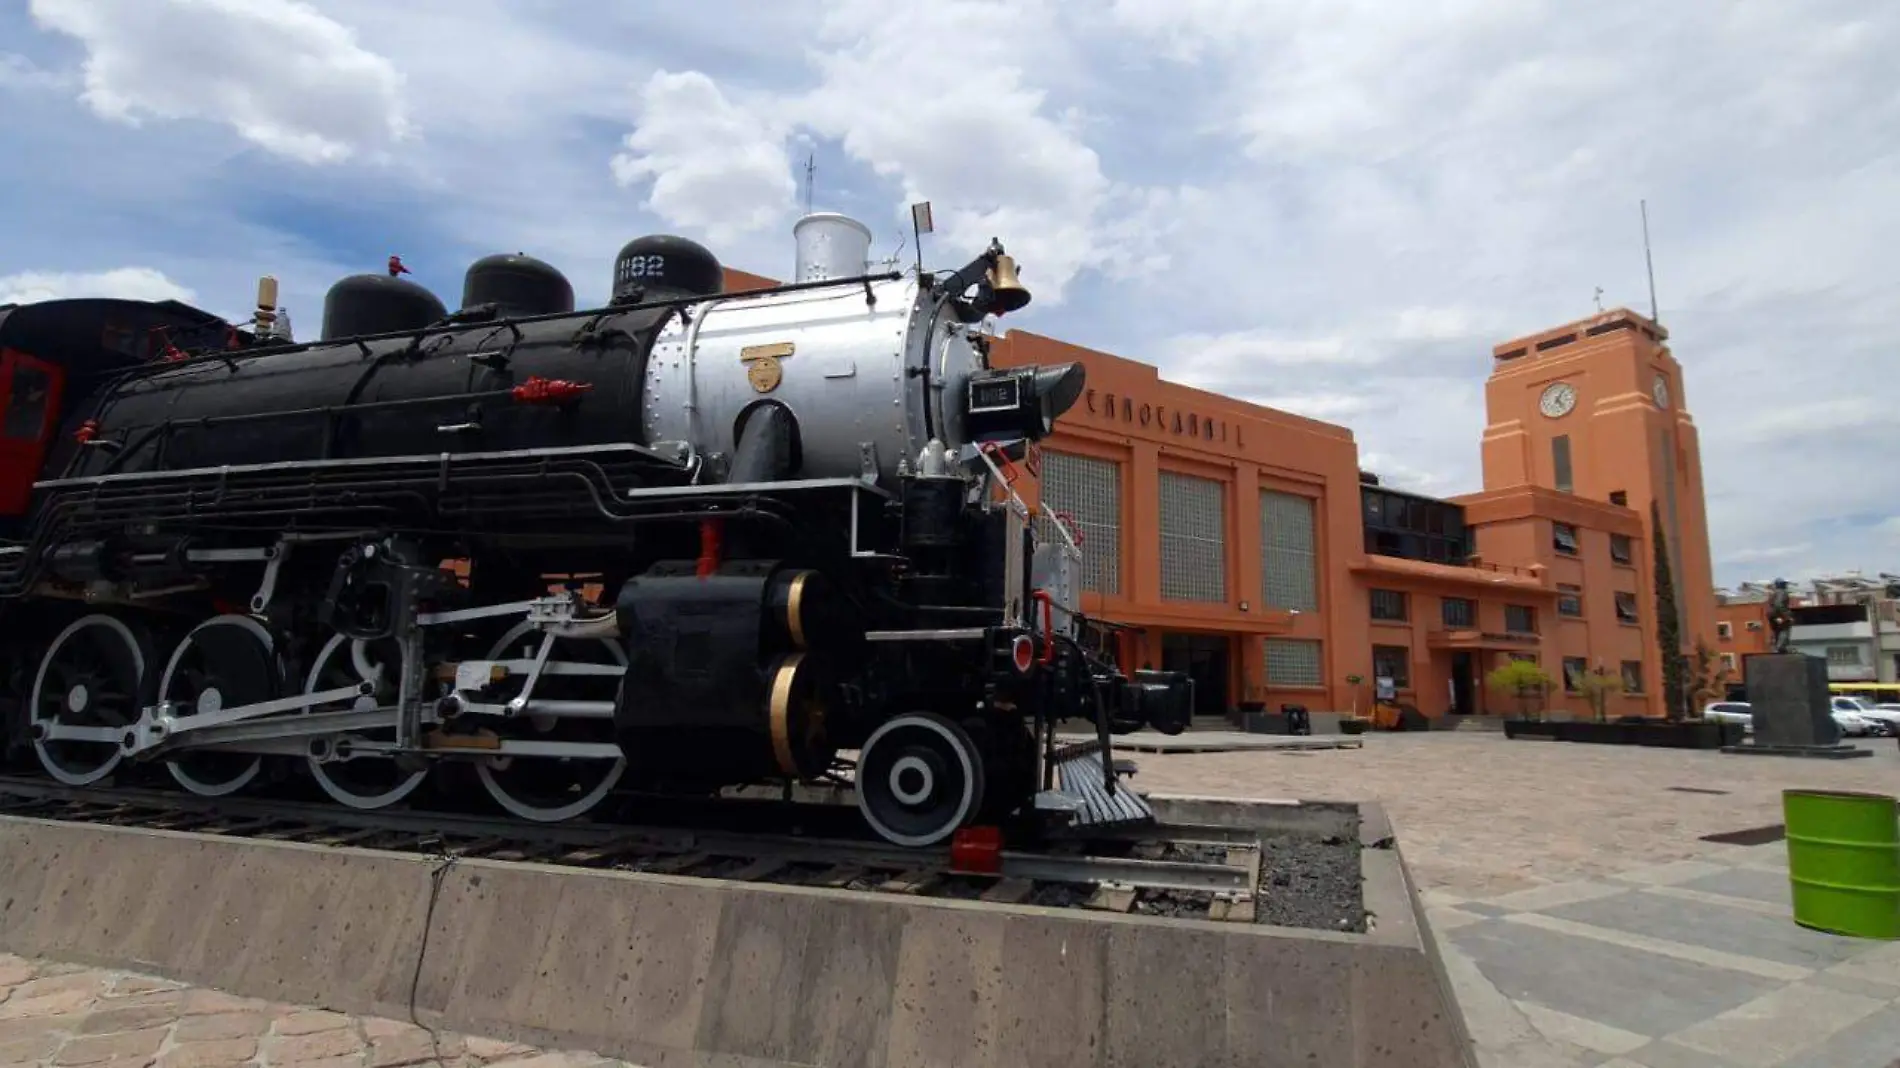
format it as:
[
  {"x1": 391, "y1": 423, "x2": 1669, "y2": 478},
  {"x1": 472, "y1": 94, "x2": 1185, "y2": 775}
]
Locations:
[{"x1": 134, "y1": 270, "x2": 908, "y2": 377}]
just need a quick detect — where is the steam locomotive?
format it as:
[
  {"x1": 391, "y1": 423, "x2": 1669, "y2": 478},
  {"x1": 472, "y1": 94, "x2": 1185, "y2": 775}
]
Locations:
[{"x1": 0, "y1": 214, "x2": 1191, "y2": 847}]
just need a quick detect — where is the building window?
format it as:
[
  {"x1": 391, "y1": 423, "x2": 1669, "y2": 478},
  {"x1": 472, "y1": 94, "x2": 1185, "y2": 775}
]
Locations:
[
  {"x1": 1721, "y1": 652, "x2": 1736, "y2": 671},
  {"x1": 1508, "y1": 652, "x2": 1538, "y2": 664},
  {"x1": 1610, "y1": 534, "x2": 1633, "y2": 564},
  {"x1": 1552, "y1": 522, "x2": 1579, "y2": 555},
  {"x1": 1557, "y1": 584, "x2": 1583, "y2": 617},
  {"x1": 1360, "y1": 487, "x2": 1468, "y2": 564},
  {"x1": 1562, "y1": 657, "x2": 1587, "y2": 693},
  {"x1": 1827, "y1": 646, "x2": 1861, "y2": 666},
  {"x1": 1717, "y1": 621, "x2": 1732, "y2": 639},
  {"x1": 1372, "y1": 645, "x2": 1410, "y2": 689},
  {"x1": 1261, "y1": 490, "x2": 1319, "y2": 612},
  {"x1": 1159, "y1": 471, "x2": 1225, "y2": 602},
  {"x1": 1552, "y1": 435, "x2": 1573, "y2": 494},
  {"x1": 1370, "y1": 588, "x2": 1408, "y2": 622},
  {"x1": 1035, "y1": 451, "x2": 1122, "y2": 595},
  {"x1": 1442, "y1": 597, "x2": 1475, "y2": 628},
  {"x1": 1615, "y1": 592, "x2": 1639, "y2": 624},
  {"x1": 1505, "y1": 604, "x2": 1537, "y2": 634},
  {"x1": 1621, "y1": 660, "x2": 1645, "y2": 693},
  {"x1": 1609, "y1": 490, "x2": 1628, "y2": 506},
  {"x1": 1265, "y1": 639, "x2": 1322, "y2": 687}
]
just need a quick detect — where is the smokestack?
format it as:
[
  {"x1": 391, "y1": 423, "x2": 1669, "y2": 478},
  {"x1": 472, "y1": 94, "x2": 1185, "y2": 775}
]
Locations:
[{"x1": 792, "y1": 212, "x2": 872, "y2": 283}]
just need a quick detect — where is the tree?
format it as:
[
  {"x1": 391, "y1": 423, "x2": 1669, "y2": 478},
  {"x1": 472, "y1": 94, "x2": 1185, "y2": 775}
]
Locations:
[
  {"x1": 1575, "y1": 663, "x2": 1624, "y2": 723},
  {"x1": 1684, "y1": 640, "x2": 1730, "y2": 718},
  {"x1": 1652, "y1": 501, "x2": 1687, "y2": 721},
  {"x1": 1486, "y1": 659, "x2": 1554, "y2": 720}
]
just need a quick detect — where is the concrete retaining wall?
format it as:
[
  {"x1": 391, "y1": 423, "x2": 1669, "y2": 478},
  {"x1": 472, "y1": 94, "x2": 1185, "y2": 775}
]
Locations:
[{"x1": 0, "y1": 799, "x2": 1474, "y2": 1068}]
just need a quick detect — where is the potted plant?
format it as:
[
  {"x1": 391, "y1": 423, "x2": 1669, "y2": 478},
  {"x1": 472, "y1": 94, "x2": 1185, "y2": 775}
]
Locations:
[{"x1": 1492, "y1": 660, "x2": 1557, "y2": 739}]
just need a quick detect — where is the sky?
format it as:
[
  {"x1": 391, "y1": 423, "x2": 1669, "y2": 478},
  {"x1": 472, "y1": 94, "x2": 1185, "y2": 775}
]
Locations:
[{"x1": 1, "y1": 0, "x2": 1895, "y2": 590}]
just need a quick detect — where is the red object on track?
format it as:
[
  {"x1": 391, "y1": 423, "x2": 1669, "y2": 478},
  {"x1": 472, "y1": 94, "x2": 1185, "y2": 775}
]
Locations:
[{"x1": 950, "y1": 825, "x2": 1004, "y2": 874}]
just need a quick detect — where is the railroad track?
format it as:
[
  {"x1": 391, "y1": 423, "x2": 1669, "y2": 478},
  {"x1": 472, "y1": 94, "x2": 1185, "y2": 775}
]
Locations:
[{"x1": 0, "y1": 774, "x2": 1269, "y2": 923}]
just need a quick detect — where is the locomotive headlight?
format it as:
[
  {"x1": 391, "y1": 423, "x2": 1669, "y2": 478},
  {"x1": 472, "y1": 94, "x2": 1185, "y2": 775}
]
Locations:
[{"x1": 962, "y1": 363, "x2": 1086, "y2": 444}]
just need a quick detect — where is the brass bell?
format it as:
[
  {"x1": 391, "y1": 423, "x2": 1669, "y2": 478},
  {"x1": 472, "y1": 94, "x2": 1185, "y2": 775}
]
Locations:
[{"x1": 984, "y1": 253, "x2": 1032, "y2": 314}]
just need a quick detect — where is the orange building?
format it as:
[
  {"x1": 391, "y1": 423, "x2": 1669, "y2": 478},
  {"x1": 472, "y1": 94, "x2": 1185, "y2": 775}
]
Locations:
[
  {"x1": 717, "y1": 256, "x2": 1715, "y2": 723},
  {"x1": 1713, "y1": 592, "x2": 1780, "y2": 676}
]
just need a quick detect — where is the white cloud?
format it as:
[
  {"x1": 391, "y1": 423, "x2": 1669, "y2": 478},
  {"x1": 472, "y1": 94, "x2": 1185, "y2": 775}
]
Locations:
[
  {"x1": 27, "y1": 0, "x2": 408, "y2": 164},
  {"x1": 0, "y1": 267, "x2": 194, "y2": 305},
  {"x1": 4, "y1": 0, "x2": 1899, "y2": 589},
  {"x1": 610, "y1": 71, "x2": 798, "y2": 246},
  {"x1": 1722, "y1": 544, "x2": 1813, "y2": 565}
]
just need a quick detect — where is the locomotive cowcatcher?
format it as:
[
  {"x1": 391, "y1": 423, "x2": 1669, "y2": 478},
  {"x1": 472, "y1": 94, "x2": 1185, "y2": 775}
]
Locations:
[{"x1": 0, "y1": 213, "x2": 1192, "y2": 848}]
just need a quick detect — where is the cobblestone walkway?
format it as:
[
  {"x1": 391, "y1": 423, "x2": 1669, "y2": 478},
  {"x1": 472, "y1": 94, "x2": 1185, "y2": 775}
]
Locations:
[
  {"x1": 1137, "y1": 731, "x2": 1900, "y2": 1068},
  {"x1": 0, "y1": 957, "x2": 636, "y2": 1068}
]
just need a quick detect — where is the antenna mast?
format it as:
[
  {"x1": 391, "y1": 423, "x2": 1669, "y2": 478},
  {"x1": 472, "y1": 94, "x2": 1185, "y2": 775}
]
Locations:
[
  {"x1": 1641, "y1": 199, "x2": 1659, "y2": 324},
  {"x1": 803, "y1": 153, "x2": 815, "y2": 216}
]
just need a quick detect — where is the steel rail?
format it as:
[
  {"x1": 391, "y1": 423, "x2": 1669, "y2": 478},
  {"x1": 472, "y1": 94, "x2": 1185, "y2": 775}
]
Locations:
[{"x1": 0, "y1": 774, "x2": 1255, "y2": 898}]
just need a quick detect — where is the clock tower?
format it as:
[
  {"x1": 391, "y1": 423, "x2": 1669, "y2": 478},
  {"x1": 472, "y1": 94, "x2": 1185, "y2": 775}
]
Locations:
[{"x1": 1477, "y1": 306, "x2": 1717, "y2": 663}]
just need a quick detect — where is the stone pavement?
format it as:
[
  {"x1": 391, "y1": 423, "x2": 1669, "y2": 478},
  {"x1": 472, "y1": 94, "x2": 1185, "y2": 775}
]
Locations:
[
  {"x1": 1133, "y1": 731, "x2": 1900, "y2": 1068},
  {"x1": 0, "y1": 957, "x2": 640, "y2": 1068}
]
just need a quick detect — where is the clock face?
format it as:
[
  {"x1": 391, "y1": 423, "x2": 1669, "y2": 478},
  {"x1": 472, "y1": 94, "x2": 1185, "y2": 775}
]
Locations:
[
  {"x1": 1539, "y1": 382, "x2": 1577, "y2": 419},
  {"x1": 1652, "y1": 373, "x2": 1670, "y2": 408}
]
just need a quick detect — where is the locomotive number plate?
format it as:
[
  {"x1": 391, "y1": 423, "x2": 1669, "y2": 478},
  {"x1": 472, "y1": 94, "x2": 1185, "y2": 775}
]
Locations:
[
  {"x1": 741, "y1": 341, "x2": 793, "y2": 393},
  {"x1": 746, "y1": 355, "x2": 784, "y2": 393}
]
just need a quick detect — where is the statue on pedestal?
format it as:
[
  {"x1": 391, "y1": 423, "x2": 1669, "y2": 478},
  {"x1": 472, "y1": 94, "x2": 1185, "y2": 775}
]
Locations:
[{"x1": 1767, "y1": 579, "x2": 1794, "y2": 654}]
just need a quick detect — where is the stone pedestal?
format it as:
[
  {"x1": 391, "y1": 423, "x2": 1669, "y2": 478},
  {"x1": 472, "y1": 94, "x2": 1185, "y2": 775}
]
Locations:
[{"x1": 1723, "y1": 653, "x2": 1871, "y2": 758}]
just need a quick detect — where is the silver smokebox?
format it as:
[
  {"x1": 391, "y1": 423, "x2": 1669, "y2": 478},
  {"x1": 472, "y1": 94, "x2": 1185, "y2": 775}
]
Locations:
[{"x1": 792, "y1": 212, "x2": 872, "y2": 283}]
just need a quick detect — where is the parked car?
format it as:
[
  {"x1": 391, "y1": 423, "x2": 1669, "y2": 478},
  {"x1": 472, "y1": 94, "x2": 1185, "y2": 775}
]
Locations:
[
  {"x1": 1829, "y1": 696, "x2": 1879, "y2": 737},
  {"x1": 1702, "y1": 701, "x2": 1753, "y2": 733},
  {"x1": 1862, "y1": 703, "x2": 1900, "y2": 735}
]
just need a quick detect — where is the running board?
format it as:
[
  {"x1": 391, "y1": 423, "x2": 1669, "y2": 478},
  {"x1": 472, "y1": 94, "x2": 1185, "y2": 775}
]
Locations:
[{"x1": 1036, "y1": 743, "x2": 1155, "y2": 829}]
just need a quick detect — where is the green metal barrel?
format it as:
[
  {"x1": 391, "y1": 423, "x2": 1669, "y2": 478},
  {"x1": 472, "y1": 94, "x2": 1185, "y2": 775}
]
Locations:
[{"x1": 1783, "y1": 789, "x2": 1900, "y2": 940}]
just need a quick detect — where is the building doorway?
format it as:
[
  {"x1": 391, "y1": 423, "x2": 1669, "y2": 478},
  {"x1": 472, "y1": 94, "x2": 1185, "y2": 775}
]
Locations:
[
  {"x1": 1450, "y1": 652, "x2": 1475, "y2": 715},
  {"x1": 1161, "y1": 633, "x2": 1230, "y2": 718}
]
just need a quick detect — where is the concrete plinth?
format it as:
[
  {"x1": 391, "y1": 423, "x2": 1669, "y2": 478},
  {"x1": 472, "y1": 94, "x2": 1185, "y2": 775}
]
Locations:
[
  {"x1": 1722, "y1": 653, "x2": 1869, "y2": 758},
  {"x1": 0, "y1": 795, "x2": 1475, "y2": 1068}
]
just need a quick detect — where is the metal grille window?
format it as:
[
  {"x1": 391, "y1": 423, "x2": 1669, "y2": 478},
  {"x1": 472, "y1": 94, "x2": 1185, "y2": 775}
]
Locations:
[
  {"x1": 1159, "y1": 471, "x2": 1226, "y2": 602},
  {"x1": 1369, "y1": 588, "x2": 1408, "y2": 621},
  {"x1": 1828, "y1": 646, "x2": 1861, "y2": 666},
  {"x1": 1265, "y1": 639, "x2": 1322, "y2": 687},
  {"x1": 1558, "y1": 584, "x2": 1583, "y2": 617},
  {"x1": 1260, "y1": 490, "x2": 1319, "y2": 611},
  {"x1": 1505, "y1": 605, "x2": 1537, "y2": 634},
  {"x1": 1034, "y1": 451, "x2": 1122, "y2": 594},
  {"x1": 1372, "y1": 645, "x2": 1410, "y2": 689},
  {"x1": 1442, "y1": 597, "x2": 1475, "y2": 627},
  {"x1": 1615, "y1": 592, "x2": 1638, "y2": 624},
  {"x1": 1563, "y1": 657, "x2": 1587, "y2": 692}
]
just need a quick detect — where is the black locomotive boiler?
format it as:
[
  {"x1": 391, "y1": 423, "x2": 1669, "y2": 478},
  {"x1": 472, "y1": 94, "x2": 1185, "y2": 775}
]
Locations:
[{"x1": 0, "y1": 215, "x2": 1191, "y2": 848}]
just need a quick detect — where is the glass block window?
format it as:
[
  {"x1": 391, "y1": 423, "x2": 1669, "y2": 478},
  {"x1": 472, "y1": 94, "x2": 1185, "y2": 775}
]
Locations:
[
  {"x1": 1265, "y1": 638, "x2": 1323, "y2": 687},
  {"x1": 1261, "y1": 490, "x2": 1318, "y2": 611},
  {"x1": 1159, "y1": 471, "x2": 1226, "y2": 602},
  {"x1": 1034, "y1": 451, "x2": 1122, "y2": 594}
]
